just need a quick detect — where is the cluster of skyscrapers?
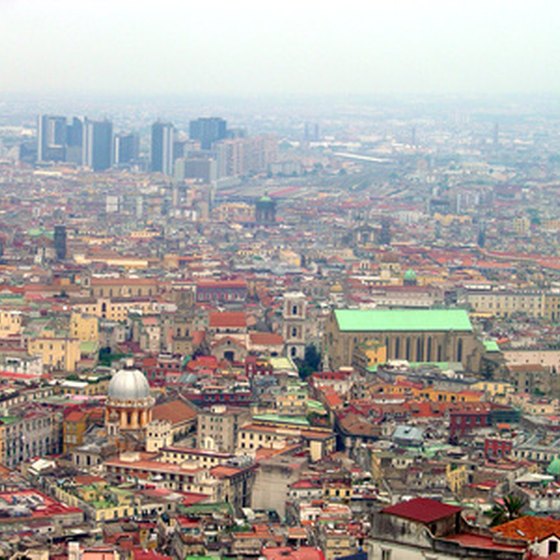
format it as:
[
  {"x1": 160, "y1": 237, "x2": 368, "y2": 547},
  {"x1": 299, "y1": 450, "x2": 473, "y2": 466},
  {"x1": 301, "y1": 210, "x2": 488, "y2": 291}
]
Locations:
[
  {"x1": 37, "y1": 115, "x2": 138, "y2": 171},
  {"x1": 36, "y1": 115, "x2": 277, "y2": 180}
]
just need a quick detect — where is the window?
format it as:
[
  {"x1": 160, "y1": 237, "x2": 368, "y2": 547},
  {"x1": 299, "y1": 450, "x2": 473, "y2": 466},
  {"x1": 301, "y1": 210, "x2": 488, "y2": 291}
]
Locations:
[
  {"x1": 381, "y1": 550, "x2": 392, "y2": 560},
  {"x1": 416, "y1": 338, "x2": 423, "y2": 361}
]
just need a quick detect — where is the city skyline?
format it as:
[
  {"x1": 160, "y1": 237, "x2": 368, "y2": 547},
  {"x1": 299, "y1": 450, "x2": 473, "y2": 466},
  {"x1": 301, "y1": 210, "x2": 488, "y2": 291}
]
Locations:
[{"x1": 3, "y1": 3, "x2": 560, "y2": 558}]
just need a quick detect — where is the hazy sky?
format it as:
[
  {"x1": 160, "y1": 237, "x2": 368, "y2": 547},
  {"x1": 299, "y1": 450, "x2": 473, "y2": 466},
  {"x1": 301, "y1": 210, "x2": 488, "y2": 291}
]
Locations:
[{"x1": 1, "y1": 0, "x2": 559, "y2": 97}]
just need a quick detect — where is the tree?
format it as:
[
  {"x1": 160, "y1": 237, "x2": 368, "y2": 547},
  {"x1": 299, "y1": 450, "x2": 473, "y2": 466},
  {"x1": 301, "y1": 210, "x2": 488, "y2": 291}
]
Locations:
[
  {"x1": 489, "y1": 494, "x2": 526, "y2": 527},
  {"x1": 296, "y1": 344, "x2": 322, "y2": 379}
]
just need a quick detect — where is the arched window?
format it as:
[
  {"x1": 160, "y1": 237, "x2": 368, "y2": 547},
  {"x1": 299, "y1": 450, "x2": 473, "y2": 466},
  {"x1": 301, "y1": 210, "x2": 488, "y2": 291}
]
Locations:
[
  {"x1": 437, "y1": 345, "x2": 442, "y2": 361},
  {"x1": 406, "y1": 337, "x2": 411, "y2": 360},
  {"x1": 395, "y1": 337, "x2": 400, "y2": 359},
  {"x1": 457, "y1": 339, "x2": 463, "y2": 362}
]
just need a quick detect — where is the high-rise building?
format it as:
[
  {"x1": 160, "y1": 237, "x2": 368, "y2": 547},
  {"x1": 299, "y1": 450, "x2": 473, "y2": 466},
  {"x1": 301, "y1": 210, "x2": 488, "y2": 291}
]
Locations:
[
  {"x1": 304, "y1": 122, "x2": 320, "y2": 142},
  {"x1": 82, "y1": 119, "x2": 113, "y2": 171},
  {"x1": 114, "y1": 132, "x2": 139, "y2": 165},
  {"x1": 54, "y1": 225, "x2": 67, "y2": 261},
  {"x1": 174, "y1": 157, "x2": 217, "y2": 183},
  {"x1": 173, "y1": 139, "x2": 188, "y2": 161},
  {"x1": 37, "y1": 115, "x2": 67, "y2": 162},
  {"x1": 189, "y1": 117, "x2": 227, "y2": 150},
  {"x1": 66, "y1": 117, "x2": 84, "y2": 164},
  {"x1": 215, "y1": 135, "x2": 278, "y2": 178},
  {"x1": 151, "y1": 122, "x2": 174, "y2": 175}
]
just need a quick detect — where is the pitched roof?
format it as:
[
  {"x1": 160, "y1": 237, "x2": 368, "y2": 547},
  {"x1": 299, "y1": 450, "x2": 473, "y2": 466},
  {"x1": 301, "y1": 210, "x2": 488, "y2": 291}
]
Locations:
[
  {"x1": 382, "y1": 498, "x2": 462, "y2": 524},
  {"x1": 209, "y1": 311, "x2": 246, "y2": 328},
  {"x1": 491, "y1": 516, "x2": 560, "y2": 542},
  {"x1": 249, "y1": 332, "x2": 284, "y2": 345},
  {"x1": 153, "y1": 399, "x2": 197, "y2": 425}
]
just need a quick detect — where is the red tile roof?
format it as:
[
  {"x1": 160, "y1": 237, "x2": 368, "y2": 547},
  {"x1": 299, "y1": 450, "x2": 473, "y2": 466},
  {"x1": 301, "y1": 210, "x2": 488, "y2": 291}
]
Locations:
[
  {"x1": 197, "y1": 279, "x2": 247, "y2": 288},
  {"x1": 153, "y1": 399, "x2": 197, "y2": 425},
  {"x1": 382, "y1": 498, "x2": 462, "y2": 524},
  {"x1": 249, "y1": 332, "x2": 284, "y2": 345},
  {"x1": 65, "y1": 409, "x2": 87, "y2": 422},
  {"x1": 491, "y1": 516, "x2": 560, "y2": 542},
  {"x1": 132, "y1": 549, "x2": 172, "y2": 560},
  {"x1": 263, "y1": 547, "x2": 325, "y2": 560},
  {"x1": 442, "y1": 532, "x2": 525, "y2": 553},
  {"x1": 209, "y1": 311, "x2": 246, "y2": 328}
]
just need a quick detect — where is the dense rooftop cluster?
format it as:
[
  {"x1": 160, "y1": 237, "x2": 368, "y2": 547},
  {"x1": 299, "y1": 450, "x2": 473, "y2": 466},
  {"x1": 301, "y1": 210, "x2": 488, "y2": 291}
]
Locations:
[{"x1": 0, "y1": 98, "x2": 560, "y2": 559}]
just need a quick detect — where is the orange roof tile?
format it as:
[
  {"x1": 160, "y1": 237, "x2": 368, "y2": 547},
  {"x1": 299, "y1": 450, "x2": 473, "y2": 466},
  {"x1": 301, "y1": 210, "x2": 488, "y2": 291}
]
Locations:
[
  {"x1": 153, "y1": 400, "x2": 197, "y2": 425},
  {"x1": 209, "y1": 311, "x2": 246, "y2": 328},
  {"x1": 491, "y1": 516, "x2": 560, "y2": 542}
]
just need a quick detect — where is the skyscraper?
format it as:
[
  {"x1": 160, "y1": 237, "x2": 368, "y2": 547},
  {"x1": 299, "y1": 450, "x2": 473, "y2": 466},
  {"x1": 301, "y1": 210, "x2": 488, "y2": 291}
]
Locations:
[
  {"x1": 151, "y1": 122, "x2": 174, "y2": 175},
  {"x1": 54, "y1": 225, "x2": 67, "y2": 261},
  {"x1": 304, "y1": 122, "x2": 320, "y2": 142},
  {"x1": 37, "y1": 115, "x2": 67, "y2": 162},
  {"x1": 189, "y1": 117, "x2": 227, "y2": 150},
  {"x1": 82, "y1": 119, "x2": 113, "y2": 171},
  {"x1": 66, "y1": 117, "x2": 84, "y2": 165},
  {"x1": 114, "y1": 132, "x2": 139, "y2": 165}
]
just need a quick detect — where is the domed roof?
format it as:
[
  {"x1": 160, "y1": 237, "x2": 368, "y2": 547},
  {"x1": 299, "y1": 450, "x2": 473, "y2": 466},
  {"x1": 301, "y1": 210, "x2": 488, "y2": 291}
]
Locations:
[
  {"x1": 108, "y1": 369, "x2": 150, "y2": 401},
  {"x1": 404, "y1": 269, "x2": 417, "y2": 281},
  {"x1": 258, "y1": 193, "x2": 273, "y2": 203}
]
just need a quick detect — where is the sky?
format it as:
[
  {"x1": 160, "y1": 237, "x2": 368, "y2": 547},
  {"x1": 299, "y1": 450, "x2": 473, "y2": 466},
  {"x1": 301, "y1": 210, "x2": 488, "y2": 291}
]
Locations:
[{"x1": 1, "y1": 0, "x2": 559, "y2": 97}]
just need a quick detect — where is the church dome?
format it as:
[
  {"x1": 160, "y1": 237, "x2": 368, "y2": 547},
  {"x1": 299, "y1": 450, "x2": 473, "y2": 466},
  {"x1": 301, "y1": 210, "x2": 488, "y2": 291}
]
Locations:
[
  {"x1": 258, "y1": 193, "x2": 273, "y2": 203},
  {"x1": 404, "y1": 269, "x2": 417, "y2": 282},
  {"x1": 108, "y1": 369, "x2": 150, "y2": 401}
]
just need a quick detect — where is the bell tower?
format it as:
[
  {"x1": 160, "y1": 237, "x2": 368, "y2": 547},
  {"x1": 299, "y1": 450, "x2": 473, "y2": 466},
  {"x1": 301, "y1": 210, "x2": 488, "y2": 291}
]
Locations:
[{"x1": 282, "y1": 292, "x2": 307, "y2": 360}]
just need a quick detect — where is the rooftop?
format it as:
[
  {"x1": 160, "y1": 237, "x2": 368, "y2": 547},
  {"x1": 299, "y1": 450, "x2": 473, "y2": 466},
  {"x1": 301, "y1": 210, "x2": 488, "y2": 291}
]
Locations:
[
  {"x1": 334, "y1": 308, "x2": 473, "y2": 332},
  {"x1": 381, "y1": 497, "x2": 462, "y2": 524}
]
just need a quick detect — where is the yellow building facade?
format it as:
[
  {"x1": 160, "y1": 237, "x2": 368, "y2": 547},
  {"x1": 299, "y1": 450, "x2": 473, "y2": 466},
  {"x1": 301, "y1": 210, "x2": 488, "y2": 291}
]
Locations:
[
  {"x1": 73, "y1": 298, "x2": 154, "y2": 322},
  {"x1": 28, "y1": 336, "x2": 80, "y2": 372},
  {"x1": 0, "y1": 309, "x2": 22, "y2": 337},
  {"x1": 70, "y1": 312, "x2": 99, "y2": 342}
]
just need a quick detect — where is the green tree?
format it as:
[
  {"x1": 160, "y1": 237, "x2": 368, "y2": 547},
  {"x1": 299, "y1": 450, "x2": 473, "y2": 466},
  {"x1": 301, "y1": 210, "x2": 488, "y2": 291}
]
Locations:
[
  {"x1": 488, "y1": 494, "x2": 526, "y2": 527},
  {"x1": 295, "y1": 344, "x2": 322, "y2": 380}
]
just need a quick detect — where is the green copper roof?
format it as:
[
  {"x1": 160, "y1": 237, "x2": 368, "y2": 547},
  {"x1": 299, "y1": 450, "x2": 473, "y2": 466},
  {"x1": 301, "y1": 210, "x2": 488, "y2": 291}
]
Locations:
[
  {"x1": 80, "y1": 341, "x2": 99, "y2": 354},
  {"x1": 259, "y1": 194, "x2": 273, "y2": 202},
  {"x1": 548, "y1": 457, "x2": 560, "y2": 476},
  {"x1": 404, "y1": 269, "x2": 417, "y2": 281},
  {"x1": 335, "y1": 309, "x2": 473, "y2": 332},
  {"x1": 484, "y1": 340, "x2": 501, "y2": 353},
  {"x1": 180, "y1": 501, "x2": 233, "y2": 515},
  {"x1": 253, "y1": 414, "x2": 310, "y2": 427},
  {"x1": 28, "y1": 227, "x2": 54, "y2": 240}
]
